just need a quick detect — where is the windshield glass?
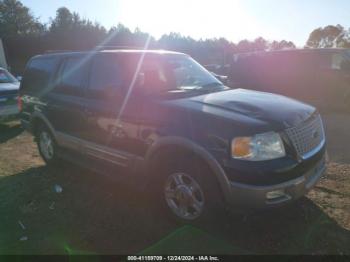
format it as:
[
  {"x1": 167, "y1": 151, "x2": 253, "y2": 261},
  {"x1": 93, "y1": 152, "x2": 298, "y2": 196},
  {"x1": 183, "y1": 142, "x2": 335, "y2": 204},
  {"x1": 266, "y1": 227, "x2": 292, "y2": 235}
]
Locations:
[
  {"x1": 0, "y1": 69, "x2": 18, "y2": 84},
  {"x1": 129, "y1": 54, "x2": 225, "y2": 95},
  {"x1": 163, "y1": 55, "x2": 223, "y2": 91}
]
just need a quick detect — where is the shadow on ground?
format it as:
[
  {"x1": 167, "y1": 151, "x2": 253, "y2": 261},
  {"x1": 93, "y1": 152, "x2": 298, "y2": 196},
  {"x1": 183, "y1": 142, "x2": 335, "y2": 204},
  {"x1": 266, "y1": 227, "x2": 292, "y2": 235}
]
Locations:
[
  {"x1": 322, "y1": 113, "x2": 350, "y2": 165},
  {"x1": 0, "y1": 163, "x2": 349, "y2": 255},
  {"x1": 0, "y1": 122, "x2": 23, "y2": 144},
  {"x1": 204, "y1": 198, "x2": 350, "y2": 254}
]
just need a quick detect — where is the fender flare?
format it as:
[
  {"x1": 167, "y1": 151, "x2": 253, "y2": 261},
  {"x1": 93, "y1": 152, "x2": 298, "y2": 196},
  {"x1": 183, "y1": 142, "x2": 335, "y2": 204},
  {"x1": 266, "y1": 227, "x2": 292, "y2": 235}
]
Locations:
[
  {"x1": 29, "y1": 111, "x2": 57, "y2": 140},
  {"x1": 145, "y1": 136, "x2": 232, "y2": 203}
]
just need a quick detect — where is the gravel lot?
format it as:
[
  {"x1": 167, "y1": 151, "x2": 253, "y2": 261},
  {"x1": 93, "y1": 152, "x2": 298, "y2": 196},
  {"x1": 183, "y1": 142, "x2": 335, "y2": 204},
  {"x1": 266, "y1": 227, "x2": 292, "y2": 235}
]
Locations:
[{"x1": 0, "y1": 112, "x2": 349, "y2": 255}]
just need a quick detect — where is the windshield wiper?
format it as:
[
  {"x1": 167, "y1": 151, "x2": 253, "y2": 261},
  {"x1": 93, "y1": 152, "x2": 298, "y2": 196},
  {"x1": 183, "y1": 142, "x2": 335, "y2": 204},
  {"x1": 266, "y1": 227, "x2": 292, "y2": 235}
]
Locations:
[
  {"x1": 163, "y1": 83, "x2": 225, "y2": 95},
  {"x1": 200, "y1": 82, "x2": 224, "y2": 88}
]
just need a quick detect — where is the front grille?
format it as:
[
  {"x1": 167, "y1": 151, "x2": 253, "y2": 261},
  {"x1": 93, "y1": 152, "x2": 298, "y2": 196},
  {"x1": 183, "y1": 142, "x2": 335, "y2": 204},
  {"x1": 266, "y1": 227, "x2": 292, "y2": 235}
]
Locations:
[{"x1": 285, "y1": 114, "x2": 325, "y2": 159}]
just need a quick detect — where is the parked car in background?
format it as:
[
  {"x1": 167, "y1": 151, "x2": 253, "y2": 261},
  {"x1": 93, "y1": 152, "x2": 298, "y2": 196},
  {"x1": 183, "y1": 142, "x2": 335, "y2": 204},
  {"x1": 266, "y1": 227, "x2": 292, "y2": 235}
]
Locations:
[
  {"x1": 229, "y1": 48, "x2": 350, "y2": 111},
  {"x1": 0, "y1": 67, "x2": 20, "y2": 122},
  {"x1": 20, "y1": 49, "x2": 326, "y2": 223}
]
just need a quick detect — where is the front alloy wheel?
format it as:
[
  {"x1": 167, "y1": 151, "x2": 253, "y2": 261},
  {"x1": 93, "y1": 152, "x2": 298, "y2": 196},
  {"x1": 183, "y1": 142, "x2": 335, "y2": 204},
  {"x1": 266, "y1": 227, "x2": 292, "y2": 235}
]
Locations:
[{"x1": 164, "y1": 172, "x2": 205, "y2": 220}]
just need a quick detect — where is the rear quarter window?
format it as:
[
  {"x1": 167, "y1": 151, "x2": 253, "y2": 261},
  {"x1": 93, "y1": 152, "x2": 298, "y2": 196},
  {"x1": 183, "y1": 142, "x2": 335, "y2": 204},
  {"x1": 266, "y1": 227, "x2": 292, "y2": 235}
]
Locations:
[{"x1": 21, "y1": 57, "x2": 58, "y2": 94}]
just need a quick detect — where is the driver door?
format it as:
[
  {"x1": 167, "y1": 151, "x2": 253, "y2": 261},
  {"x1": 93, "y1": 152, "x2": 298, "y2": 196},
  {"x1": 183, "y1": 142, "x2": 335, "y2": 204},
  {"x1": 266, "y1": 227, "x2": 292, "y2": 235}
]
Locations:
[{"x1": 81, "y1": 54, "x2": 143, "y2": 165}]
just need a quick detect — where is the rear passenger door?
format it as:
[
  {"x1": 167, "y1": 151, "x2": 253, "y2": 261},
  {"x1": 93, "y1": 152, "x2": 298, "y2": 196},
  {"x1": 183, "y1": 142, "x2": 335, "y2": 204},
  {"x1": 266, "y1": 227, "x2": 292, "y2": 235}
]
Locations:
[{"x1": 47, "y1": 55, "x2": 89, "y2": 146}]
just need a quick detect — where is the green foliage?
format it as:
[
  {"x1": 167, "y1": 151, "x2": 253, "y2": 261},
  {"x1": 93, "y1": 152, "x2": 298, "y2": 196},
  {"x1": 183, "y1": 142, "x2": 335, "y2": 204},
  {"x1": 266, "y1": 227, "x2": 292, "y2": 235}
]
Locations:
[
  {"x1": 0, "y1": 0, "x2": 44, "y2": 37},
  {"x1": 269, "y1": 40, "x2": 296, "y2": 51},
  {"x1": 306, "y1": 24, "x2": 350, "y2": 48},
  {"x1": 0, "y1": 0, "x2": 307, "y2": 73},
  {"x1": 47, "y1": 7, "x2": 107, "y2": 50}
]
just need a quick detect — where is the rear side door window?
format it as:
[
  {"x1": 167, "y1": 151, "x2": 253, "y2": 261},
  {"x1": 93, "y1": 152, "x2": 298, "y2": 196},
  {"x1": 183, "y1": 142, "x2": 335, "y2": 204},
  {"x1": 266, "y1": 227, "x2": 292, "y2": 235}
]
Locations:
[
  {"x1": 331, "y1": 53, "x2": 345, "y2": 70},
  {"x1": 54, "y1": 56, "x2": 88, "y2": 96},
  {"x1": 87, "y1": 55, "x2": 124, "y2": 100},
  {"x1": 319, "y1": 52, "x2": 349, "y2": 71}
]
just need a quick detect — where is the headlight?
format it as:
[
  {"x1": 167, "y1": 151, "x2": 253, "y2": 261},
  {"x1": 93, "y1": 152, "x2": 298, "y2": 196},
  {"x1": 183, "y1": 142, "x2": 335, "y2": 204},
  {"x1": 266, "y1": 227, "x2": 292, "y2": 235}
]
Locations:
[{"x1": 231, "y1": 132, "x2": 285, "y2": 161}]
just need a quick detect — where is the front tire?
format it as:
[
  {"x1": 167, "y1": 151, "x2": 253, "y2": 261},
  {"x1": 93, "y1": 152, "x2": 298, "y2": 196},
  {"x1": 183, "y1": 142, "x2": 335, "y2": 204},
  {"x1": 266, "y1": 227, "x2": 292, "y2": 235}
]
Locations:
[{"x1": 156, "y1": 155, "x2": 225, "y2": 224}]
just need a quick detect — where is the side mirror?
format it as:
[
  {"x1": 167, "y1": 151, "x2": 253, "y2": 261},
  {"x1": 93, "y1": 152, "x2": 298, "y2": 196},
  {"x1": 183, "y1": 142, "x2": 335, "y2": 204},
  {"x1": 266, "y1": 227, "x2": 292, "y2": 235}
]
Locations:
[
  {"x1": 211, "y1": 72, "x2": 228, "y2": 85},
  {"x1": 16, "y1": 76, "x2": 22, "y2": 81}
]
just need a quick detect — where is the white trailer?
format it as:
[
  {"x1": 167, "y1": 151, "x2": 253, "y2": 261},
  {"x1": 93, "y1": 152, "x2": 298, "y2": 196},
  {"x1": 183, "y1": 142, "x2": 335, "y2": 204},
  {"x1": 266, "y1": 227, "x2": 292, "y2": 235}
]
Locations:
[{"x1": 0, "y1": 38, "x2": 8, "y2": 69}]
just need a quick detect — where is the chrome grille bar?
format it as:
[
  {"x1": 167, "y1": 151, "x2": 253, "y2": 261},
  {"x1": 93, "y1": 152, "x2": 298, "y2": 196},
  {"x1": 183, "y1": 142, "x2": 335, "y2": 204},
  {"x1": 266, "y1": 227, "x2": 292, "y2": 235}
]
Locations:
[{"x1": 285, "y1": 114, "x2": 325, "y2": 159}]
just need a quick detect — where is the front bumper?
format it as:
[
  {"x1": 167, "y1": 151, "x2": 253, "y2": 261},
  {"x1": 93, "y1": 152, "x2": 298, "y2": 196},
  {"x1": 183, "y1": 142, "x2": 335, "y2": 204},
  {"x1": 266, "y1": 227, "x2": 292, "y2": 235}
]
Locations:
[
  {"x1": 0, "y1": 104, "x2": 19, "y2": 122},
  {"x1": 225, "y1": 153, "x2": 326, "y2": 210}
]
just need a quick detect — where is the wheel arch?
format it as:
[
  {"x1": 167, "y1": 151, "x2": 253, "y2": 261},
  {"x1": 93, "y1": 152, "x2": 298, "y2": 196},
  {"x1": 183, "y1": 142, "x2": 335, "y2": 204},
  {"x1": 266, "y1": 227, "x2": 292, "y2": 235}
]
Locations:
[
  {"x1": 145, "y1": 136, "x2": 232, "y2": 203},
  {"x1": 30, "y1": 112, "x2": 57, "y2": 141}
]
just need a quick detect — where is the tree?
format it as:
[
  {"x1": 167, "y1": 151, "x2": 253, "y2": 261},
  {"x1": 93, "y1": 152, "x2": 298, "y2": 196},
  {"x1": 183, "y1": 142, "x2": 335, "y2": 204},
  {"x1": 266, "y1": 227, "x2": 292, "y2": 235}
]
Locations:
[
  {"x1": 269, "y1": 40, "x2": 296, "y2": 50},
  {"x1": 1, "y1": 3, "x2": 299, "y2": 73},
  {"x1": 0, "y1": 0, "x2": 44, "y2": 37},
  {"x1": 253, "y1": 37, "x2": 268, "y2": 51},
  {"x1": 48, "y1": 7, "x2": 107, "y2": 50},
  {"x1": 305, "y1": 24, "x2": 350, "y2": 48},
  {"x1": 49, "y1": 7, "x2": 74, "y2": 33}
]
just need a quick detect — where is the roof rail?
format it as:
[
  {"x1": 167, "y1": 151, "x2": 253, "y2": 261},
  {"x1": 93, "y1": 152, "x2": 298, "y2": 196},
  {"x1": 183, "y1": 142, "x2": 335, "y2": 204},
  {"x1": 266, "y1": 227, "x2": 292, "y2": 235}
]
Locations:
[
  {"x1": 95, "y1": 45, "x2": 145, "y2": 50},
  {"x1": 44, "y1": 50, "x2": 73, "y2": 54},
  {"x1": 43, "y1": 46, "x2": 150, "y2": 54}
]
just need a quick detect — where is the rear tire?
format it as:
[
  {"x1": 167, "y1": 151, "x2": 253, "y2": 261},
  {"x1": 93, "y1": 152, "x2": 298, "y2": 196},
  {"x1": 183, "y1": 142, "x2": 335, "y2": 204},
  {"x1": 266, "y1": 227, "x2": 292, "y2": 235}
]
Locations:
[
  {"x1": 344, "y1": 92, "x2": 350, "y2": 112},
  {"x1": 35, "y1": 124, "x2": 60, "y2": 166},
  {"x1": 154, "y1": 154, "x2": 225, "y2": 224}
]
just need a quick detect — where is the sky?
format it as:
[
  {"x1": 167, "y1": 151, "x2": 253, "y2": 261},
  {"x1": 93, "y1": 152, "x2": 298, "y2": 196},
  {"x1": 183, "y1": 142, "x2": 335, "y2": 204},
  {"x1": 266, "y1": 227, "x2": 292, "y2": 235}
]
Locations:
[{"x1": 21, "y1": 0, "x2": 350, "y2": 47}]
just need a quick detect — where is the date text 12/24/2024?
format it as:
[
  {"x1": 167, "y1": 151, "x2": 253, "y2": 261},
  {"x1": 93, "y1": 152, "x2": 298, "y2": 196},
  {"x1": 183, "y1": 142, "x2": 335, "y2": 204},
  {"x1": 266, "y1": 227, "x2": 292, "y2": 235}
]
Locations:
[{"x1": 127, "y1": 256, "x2": 220, "y2": 261}]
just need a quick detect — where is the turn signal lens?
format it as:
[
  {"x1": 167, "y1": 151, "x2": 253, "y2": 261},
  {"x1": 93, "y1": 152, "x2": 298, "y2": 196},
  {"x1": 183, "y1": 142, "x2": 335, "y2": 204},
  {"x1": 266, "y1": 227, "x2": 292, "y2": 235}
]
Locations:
[
  {"x1": 231, "y1": 132, "x2": 286, "y2": 161},
  {"x1": 231, "y1": 137, "x2": 252, "y2": 159}
]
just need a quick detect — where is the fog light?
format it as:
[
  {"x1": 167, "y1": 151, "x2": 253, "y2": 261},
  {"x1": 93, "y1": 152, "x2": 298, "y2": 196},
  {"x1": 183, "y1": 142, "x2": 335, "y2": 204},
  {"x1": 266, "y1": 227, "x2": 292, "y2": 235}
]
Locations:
[{"x1": 266, "y1": 189, "x2": 285, "y2": 200}]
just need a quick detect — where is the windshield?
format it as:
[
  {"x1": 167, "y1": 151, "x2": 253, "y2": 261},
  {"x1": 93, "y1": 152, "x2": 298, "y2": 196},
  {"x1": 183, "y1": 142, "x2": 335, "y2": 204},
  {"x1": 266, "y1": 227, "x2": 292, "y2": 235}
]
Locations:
[
  {"x1": 0, "y1": 69, "x2": 18, "y2": 84},
  {"x1": 132, "y1": 54, "x2": 225, "y2": 95},
  {"x1": 163, "y1": 55, "x2": 224, "y2": 91}
]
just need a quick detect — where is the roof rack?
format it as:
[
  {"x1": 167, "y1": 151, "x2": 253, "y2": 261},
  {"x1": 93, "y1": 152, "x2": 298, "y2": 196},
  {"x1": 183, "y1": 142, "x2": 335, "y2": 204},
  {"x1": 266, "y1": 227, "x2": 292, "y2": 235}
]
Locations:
[
  {"x1": 43, "y1": 45, "x2": 154, "y2": 54},
  {"x1": 44, "y1": 50, "x2": 73, "y2": 54},
  {"x1": 95, "y1": 45, "x2": 145, "y2": 50}
]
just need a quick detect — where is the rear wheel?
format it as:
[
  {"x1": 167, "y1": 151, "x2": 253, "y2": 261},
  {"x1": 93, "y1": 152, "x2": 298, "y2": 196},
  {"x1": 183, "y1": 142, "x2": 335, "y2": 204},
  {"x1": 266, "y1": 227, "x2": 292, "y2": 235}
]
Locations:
[
  {"x1": 344, "y1": 92, "x2": 350, "y2": 112},
  {"x1": 36, "y1": 124, "x2": 59, "y2": 165}
]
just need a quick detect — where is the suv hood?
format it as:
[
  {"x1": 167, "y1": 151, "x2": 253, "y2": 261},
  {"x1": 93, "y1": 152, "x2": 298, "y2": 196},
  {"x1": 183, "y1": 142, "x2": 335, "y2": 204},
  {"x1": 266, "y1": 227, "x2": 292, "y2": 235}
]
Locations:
[{"x1": 187, "y1": 89, "x2": 315, "y2": 130}]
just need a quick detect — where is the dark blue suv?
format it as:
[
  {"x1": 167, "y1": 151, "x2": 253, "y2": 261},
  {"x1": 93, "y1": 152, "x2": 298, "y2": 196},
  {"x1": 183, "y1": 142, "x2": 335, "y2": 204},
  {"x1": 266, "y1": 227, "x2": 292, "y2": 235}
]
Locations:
[{"x1": 19, "y1": 49, "x2": 326, "y2": 222}]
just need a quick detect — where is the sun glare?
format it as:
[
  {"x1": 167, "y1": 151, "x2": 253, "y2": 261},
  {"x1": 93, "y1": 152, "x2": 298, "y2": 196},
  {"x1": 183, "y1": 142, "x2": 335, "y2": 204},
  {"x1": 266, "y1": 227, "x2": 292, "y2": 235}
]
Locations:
[{"x1": 118, "y1": 0, "x2": 262, "y2": 42}]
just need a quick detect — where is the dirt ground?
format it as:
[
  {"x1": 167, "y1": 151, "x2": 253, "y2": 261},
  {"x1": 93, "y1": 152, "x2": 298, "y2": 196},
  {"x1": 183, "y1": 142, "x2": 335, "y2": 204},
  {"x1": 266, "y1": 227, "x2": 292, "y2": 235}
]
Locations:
[{"x1": 0, "y1": 112, "x2": 349, "y2": 255}]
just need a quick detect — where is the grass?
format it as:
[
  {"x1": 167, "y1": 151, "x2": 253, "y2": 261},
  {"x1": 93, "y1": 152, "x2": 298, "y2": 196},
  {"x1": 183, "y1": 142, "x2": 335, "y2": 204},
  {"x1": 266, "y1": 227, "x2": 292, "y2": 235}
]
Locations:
[
  {"x1": 140, "y1": 225, "x2": 248, "y2": 255},
  {"x1": 0, "y1": 121, "x2": 350, "y2": 255}
]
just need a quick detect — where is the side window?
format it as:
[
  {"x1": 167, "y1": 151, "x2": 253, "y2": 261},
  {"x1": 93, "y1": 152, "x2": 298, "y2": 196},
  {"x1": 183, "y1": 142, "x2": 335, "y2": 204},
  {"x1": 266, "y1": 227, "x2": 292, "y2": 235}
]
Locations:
[
  {"x1": 55, "y1": 57, "x2": 88, "y2": 96},
  {"x1": 331, "y1": 52, "x2": 350, "y2": 71},
  {"x1": 88, "y1": 55, "x2": 123, "y2": 99},
  {"x1": 331, "y1": 53, "x2": 344, "y2": 70},
  {"x1": 21, "y1": 57, "x2": 58, "y2": 93}
]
